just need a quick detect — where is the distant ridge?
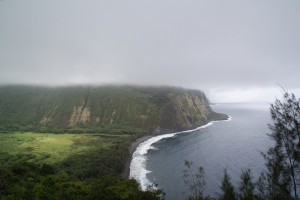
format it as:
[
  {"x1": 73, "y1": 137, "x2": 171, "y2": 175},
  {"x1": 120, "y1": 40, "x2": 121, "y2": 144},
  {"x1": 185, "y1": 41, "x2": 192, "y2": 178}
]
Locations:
[{"x1": 0, "y1": 85, "x2": 227, "y2": 134}]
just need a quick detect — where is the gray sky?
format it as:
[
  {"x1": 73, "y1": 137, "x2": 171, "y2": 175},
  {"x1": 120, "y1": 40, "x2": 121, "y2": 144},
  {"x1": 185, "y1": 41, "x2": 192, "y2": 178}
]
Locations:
[{"x1": 1, "y1": 0, "x2": 300, "y2": 102}]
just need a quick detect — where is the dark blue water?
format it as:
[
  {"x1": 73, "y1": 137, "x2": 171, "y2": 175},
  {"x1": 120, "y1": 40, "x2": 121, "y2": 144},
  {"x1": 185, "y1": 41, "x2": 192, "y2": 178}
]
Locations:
[{"x1": 146, "y1": 103, "x2": 272, "y2": 200}]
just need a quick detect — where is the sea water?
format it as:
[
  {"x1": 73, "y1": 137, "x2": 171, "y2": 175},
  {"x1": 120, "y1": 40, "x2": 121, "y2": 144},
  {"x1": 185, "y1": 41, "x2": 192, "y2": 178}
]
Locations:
[{"x1": 130, "y1": 103, "x2": 272, "y2": 199}]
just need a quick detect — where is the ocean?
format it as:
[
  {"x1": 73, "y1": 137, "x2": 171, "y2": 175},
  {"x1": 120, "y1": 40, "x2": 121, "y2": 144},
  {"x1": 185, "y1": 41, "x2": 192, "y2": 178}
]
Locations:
[{"x1": 130, "y1": 103, "x2": 272, "y2": 199}]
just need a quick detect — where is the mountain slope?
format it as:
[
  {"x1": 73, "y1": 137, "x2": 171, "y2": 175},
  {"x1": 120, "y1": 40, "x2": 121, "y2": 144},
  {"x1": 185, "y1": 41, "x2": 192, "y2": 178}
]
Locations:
[{"x1": 0, "y1": 85, "x2": 227, "y2": 134}]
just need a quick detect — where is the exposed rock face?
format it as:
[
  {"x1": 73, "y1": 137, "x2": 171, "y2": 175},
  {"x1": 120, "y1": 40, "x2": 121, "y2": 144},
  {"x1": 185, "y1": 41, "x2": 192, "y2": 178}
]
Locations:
[
  {"x1": 154, "y1": 89, "x2": 226, "y2": 134},
  {"x1": 69, "y1": 105, "x2": 90, "y2": 127},
  {"x1": 0, "y1": 85, "x2": 227, "y2": 134}
]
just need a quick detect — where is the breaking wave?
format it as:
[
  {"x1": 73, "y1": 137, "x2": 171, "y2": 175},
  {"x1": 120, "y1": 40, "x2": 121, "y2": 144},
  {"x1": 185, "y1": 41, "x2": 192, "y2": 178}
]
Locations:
[{"x1": 129, "y1": 117, "x2": 231, "y2": 190}]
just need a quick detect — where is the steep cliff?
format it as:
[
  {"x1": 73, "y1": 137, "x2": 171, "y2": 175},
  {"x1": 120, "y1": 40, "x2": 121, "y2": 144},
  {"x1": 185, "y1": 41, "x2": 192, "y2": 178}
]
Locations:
[{"x1": 0, "y1": 85, "x2": 227, "y2": 134}]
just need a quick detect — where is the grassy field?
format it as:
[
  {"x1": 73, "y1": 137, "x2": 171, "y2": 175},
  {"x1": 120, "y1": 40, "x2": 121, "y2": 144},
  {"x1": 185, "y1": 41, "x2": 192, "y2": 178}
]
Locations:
[{"x1": 0, "y1": 132, "x2": 129, "y2": 166}]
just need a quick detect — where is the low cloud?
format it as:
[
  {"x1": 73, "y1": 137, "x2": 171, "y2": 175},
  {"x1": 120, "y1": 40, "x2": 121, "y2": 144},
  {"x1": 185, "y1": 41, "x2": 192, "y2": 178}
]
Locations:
[{"x1": 0, "y1": 0, "x2": 299, "y2": 102}]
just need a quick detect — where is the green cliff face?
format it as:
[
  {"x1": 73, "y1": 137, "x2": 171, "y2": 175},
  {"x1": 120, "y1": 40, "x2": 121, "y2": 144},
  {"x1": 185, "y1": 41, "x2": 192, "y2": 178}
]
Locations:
[{"x1": 0, "y1": 85, "x2": 227, "y2": 134}]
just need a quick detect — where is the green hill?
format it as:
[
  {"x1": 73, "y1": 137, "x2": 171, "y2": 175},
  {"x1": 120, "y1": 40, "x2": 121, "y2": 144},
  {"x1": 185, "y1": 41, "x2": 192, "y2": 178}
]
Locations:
[
  {"x1": 0, "y1": 85, "x2": 228, "y2": 199},
  {"x1": 0, "y1": 85, "x2": 227, "y2": 134}
]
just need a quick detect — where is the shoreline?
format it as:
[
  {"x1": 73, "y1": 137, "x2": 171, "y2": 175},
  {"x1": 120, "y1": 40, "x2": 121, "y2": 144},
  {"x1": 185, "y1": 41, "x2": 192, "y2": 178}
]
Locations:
[
  {"x1": 123, "y1": 115, "x2": 230, "y2": 180},
  {"x1": 121, "y1": 126, "x2": 214, "y2": 179},
  {"x1": 121, "y1": 135, "x2": 153, "y2": 178}
]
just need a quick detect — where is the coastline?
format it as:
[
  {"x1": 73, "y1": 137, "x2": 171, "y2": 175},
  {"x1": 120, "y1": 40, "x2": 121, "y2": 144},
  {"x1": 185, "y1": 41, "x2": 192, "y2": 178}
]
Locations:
[
  {"x1": 123, "y1": 110, "x2": 229, "y2": 180},
  {"x1": 121, "y1": 135, "x2": 153, "y2": 178},
  {"x1": 121, "y1": 131, "x2": 188, "y2": 179},
  {"x1": 123, "y1": 114, "x2": 230, "y2": 183}
]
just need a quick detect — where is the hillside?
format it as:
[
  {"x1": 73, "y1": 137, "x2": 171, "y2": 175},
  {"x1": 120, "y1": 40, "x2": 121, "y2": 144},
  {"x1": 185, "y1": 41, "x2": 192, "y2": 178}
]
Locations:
[{"x1": 0, "y1": 85, "x2": 227, "y2": 134}]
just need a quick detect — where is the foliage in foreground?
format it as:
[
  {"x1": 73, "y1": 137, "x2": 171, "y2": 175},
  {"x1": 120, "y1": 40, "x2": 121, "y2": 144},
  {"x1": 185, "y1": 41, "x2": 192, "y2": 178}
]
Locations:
[
  {"x1": 183, "y1": 90, "x2": 300, "y2": 200},
  {"x1": 0, "y1": 162, "x2": 164, "y2": 200},
  {"x1": 0, "y1": 132, "x2": 164, "y2": 199}
]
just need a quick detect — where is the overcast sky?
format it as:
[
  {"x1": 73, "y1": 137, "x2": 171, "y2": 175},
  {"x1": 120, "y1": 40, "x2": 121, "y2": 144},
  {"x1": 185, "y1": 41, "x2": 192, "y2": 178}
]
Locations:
[{"x1": 0, "y1": 0, "x2": 300, "y2": 102}]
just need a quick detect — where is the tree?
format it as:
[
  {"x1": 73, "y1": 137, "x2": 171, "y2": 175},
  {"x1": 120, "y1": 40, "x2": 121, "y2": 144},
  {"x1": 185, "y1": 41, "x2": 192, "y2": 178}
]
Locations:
[
  {"x1": 262, "y1": 90, "x2": 300, "y2": 199},
  {"x1": 88, "y1": 176, "x2": 165, "y2": 200},
  {"x1": 261, "y1": 144, "x2": 292, "y2": 200},
  {"x1": 219, "y1": 169, "x2": 237, "y2": 200},
  {"x1": 238, "y1": 169, "x2": 257, "y2": 200},
  {"x1": 183, "y1": 160, "x2": 211, "y2": 200}
]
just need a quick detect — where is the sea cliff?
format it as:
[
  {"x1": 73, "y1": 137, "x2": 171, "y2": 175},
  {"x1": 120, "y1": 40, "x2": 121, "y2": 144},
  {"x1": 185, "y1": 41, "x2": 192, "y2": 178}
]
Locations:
[{"x1": 0, "y1": 85, "x2": 227, "y2": 134}]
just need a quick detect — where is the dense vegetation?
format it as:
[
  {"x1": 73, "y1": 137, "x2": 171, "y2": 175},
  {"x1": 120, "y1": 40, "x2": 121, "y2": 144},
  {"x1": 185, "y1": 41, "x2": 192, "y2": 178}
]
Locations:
[
  {"x1": 0, "y1": 85, "x2": 226, "y2": 199},
  {"x1": 0, "y1": 162, "x2": 164, "y2": 199},
  {"x1": 0, "y1": 85, "x2": 227, "y2": 134},
  {"x1": 0, "y1": 132, "x2": 164, "y2": 199}
]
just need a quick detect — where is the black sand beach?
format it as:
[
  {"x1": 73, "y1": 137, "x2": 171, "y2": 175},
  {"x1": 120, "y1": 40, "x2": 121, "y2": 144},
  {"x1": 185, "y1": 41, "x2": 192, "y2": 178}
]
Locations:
[{"x1": 122, "y1": 135, "x2": 152, "y2": 178}]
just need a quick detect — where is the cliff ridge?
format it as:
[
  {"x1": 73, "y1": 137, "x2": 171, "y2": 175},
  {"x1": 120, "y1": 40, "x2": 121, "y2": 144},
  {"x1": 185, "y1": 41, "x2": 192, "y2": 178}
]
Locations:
[{"x1": 0, "y1": 85, "x2": 227, "y2": 134}]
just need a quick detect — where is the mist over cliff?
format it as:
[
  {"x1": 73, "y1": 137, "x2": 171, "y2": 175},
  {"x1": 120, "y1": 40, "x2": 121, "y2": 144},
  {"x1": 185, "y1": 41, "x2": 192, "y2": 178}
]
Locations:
[{"x1": 0, "y1": 85, "x2": 227, "y2": 134}]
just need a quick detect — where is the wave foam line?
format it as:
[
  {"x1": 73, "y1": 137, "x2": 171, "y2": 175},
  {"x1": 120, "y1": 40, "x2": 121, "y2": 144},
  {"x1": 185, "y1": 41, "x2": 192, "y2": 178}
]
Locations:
[{"x1": 129, "y1": 118, "x2": 231, "y2": 191}]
